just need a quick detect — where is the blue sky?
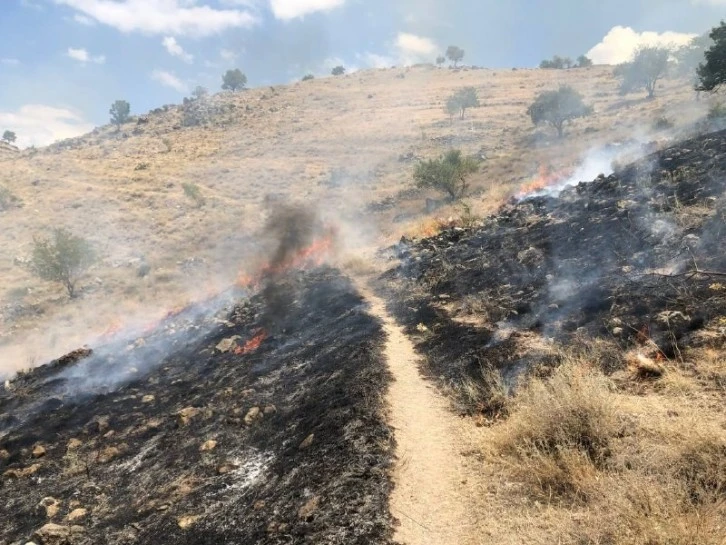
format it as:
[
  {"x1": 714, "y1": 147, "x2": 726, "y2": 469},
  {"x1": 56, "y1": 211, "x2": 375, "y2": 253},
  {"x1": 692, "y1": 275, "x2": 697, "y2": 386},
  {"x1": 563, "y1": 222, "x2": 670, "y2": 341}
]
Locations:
[{"x1": 0, "y1": 0, "x2": 723, "y2": 147}]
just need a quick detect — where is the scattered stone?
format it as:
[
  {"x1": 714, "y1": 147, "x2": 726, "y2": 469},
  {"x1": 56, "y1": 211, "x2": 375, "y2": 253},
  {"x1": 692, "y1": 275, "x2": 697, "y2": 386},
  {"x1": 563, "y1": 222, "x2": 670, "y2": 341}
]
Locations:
[
  {"x1": 297, "y1": 495, "x2": 319, "y2": 520},
  {"x1": 299, "y1": 434, "x2": 315, "y2": 450},
  {"x1": 32, "y1": 523, "x2": 84, "y2": 545},
  {"x1": 85, "y1": 415, "x2": 110, "y2": 435},
  {"x1": 66, "y1": 439, "x2": 82, "y2": 451},
  {"x1": 98, "y1": 446, "x2": 122, "y2": 464},
  {"x1": 141, "y1": 395, "x2": 155, "y2": 403},
  {"x1": 0, "y1": 448, "x2": 9, "y2": 461},
  {"x1": 253, "y1": 500, "x2": 266, "y2": 510},
  {"x1": 3, "y1": 464, "x2": 41, "y2": 479},
  {"x1": 177, "y1": 407, "x2": 201, "y2": 426},
  {"x1": 200, "y1": 440, "x2": 217, "y2": 452},
  {"x1": 215, "y1": 336, "x2": 241, "y2": 353},
  {"x1": 32, "y1": 445, "x2": 46, "y2": 458},
  {"x1": 66, "y1": 508, "x2": 87, "y2": 522},
  {"x1": 263, "y1": 405, "x2": 277, "y2": 415},
  {"x1": 177, "y1": 515, "x2": 200, "y2": 529},
  {"x1": 244, "y1": 407, "x2": 262, "y2": 425},
  {"x1": 217, "y1": 461, "x2": 239, "y2": 475},
  {"x1": 38, "y1": 497, "x2": 60, "y2": 518}
]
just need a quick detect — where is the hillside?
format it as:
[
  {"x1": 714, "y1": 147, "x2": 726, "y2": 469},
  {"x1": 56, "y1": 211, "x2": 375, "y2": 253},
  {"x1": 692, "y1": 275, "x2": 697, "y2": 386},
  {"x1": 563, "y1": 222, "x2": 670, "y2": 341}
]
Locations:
[{"x1": 0, "y1": 65, "x2": 706, "y2": 372}]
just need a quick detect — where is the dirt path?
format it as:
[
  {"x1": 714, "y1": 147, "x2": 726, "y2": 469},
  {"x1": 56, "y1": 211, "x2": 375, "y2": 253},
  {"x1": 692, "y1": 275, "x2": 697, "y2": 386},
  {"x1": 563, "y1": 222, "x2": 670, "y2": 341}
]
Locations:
[{"x1": 359, "y1": 285, "x2": 485, "y2": 545}]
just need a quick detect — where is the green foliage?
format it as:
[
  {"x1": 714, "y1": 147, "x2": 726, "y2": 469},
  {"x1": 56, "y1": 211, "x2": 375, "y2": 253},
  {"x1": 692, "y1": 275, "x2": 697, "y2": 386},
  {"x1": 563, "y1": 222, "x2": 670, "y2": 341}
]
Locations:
[
  {"x1": 191, "y1": 86, "x2": 209, "y2": 100},
  {"x1": 2, "y1": 130, "x2": 17, "y2": 144},
  {"x1": 221, "y1": 69, "x2": 247, "y2": 91},
  {"x1": 527, "y1": 85, "x2": 592, "y2": 137},
  {"x1": 576, "y1": 55, "x2": 593, "y2": 68},
  {"x1": 540, "y1": 55, "x2": 573, "y2": 69},
  {"x1": 302, "y1": 74, "x2": 315, "y2": 81},
  {"x1": 445, "y1": 45, "x2": 465, "y2": 67},
  {"x1": 31, "y1": 228, "x2": 95, "y2": 298},
  {"x1": 331, "y1": 65, "x2": 346, "y2": 76},
  {"x1": 413, "y1": 149, "x2": 479, "y2": 200},
  {"x1": 697, "y1": 21, "x2": 726, "y2": 92},
  {"x1": 445, "y1": 87, "x2": 480, "y2": 121},
  {"x1": 109, "y1": 100, "x2": 131, "y2": 130},
  {"x1": 182, "y1": 182, "x2": 205, "y2": 207},
  {"x1": 435, "y1": 56, "x2": 446, "y2": 66},
  {"x1": 616, "y1": 46, "x2": 669, "y2": 98}
]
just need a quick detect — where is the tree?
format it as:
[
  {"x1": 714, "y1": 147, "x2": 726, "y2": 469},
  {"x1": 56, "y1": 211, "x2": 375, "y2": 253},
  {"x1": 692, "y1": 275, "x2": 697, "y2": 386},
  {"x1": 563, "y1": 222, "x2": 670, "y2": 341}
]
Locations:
[
  {"x1": 109, "y1": 100, "x2": 130, "y2": 131},
  {"x1": 302, "y1": 74, "x2": 315, "y2": 81},
  {"x1": 2, "y1": 130, "x2": 16, "y2": 144},
  {"x1": 616, "y1": 46, "x2": 669, "y2": 98},
  {"x1": 446, "y1": 87, "x2": 480, "y2": 120},
  {"x1": 331, "y1": 65, "x2": 346, "y2": 76},
  {"x1": 31, "y1": 228, "x2": 96, "y2": 298},
  {"x1": 527, "y1": 85, "x2": 592, "y2": 138},
  {"x1": 221, "y1": 69, "x2": 247, "y2": 91},
  {"x1": 446, "y1": 45, "x2": 465, "y2": 67},
  {"x1": 436, "y1": 56, "x2": 446, "y2": 67},
  {"x1": 576, "y1": 55, "x2": 593, "y2": 68},
  {"x1": 562, "y1": 57, "x2": 574, "y2": 69},
  {"x1": 697, "y1": 21, "x2": 726, "y2": 92},
  {"x1": 191, "y1": 86, "x2": 208, "y2": 100},
  {"x1": 540, "y1": 55, "x2": 565, "y2": 69},
  {"x1": 413, "y1": 149, "x2": 479, "y2": 200}
]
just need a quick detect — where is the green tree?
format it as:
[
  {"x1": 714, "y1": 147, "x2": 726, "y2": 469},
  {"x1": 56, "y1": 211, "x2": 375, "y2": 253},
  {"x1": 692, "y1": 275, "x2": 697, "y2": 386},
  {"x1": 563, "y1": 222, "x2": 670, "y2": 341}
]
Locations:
[
  {"x1": 2, "y1": 130, "x2": 16, "y2": 144},
  {"x1": 221, "y1": 69, "x2": 247, "y2": 91},
  {"x1": 576, "y1": 55, "x2": 593, "y2": 68},
  {"x1": 331, "y1": 65, "x2": 346, "y2": 76},
  {"x1": 109, "y1": 100, "x2": 130, "y2": 131},
  {"x1": 446, "y1": 45, "x2": 465, "y2": 67},
  {"x1": 446, "y1": 87, "x2": 480, "y2": 120},
  {"x1": 527, "y1": 85, "x2": 592, "y2": 138},
  {"x1": 302, "y1": 74, "x2": 315, "y2": 81},
  {"x1": 31, "y1": 228, "x2": 96, "y2": 298},
  {"x1": 616, "y1": 46, "x2": 669, "y2": 98},
  {"x1": 191, "y1": 86, "x2": 208, "y2": 99},
  {"x1": 697, "y1": 21, "x2": 726, "y2": 92},
  {"x1": 436, "y1": 56, "x2": 446, "y2": 66},
  {"x1": 540, "y1": 55, "x2": 565, "y2": 69},
  {"x1": 413, "y1": 149, "x2": 479, "y2": 200}
]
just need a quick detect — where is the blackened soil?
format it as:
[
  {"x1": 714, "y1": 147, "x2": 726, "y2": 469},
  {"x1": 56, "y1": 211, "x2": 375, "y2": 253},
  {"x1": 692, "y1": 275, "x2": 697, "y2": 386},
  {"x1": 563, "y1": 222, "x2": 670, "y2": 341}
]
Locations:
[
  {"x1": 381, "y1": 129, "x2": 726, "y2": 411},
  {"x1": 0, "y1": 268, "x2": 394, "y2": 545}
]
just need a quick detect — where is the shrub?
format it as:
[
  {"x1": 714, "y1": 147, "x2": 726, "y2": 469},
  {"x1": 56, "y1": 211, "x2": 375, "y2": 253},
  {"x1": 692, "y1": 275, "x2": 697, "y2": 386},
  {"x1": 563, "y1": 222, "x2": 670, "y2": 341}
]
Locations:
[
  {"x1": 109, "y1": 100, "x2": 131, "y2": 131},
  {"x1": 492, "y1": 361, "x2": 617, "y2": 501},
  {"x1": 540, "y1": 55, "x2": 573, "y2": 69},
  {"x1": 435, "y1": 56, "x2": 446, "y2": 66},
  {"x1": 31, "y1": 228, "x2": 96, "y2": 298},
  {"x1": 301, "y1": 74, "x2": 315, "y2": 81},
  {"x1": 527, "y1": 85, "x2": 592, "y2": 137},
  {"x1": 331, "y1": 65, "x2": 346, "y2": 76},
  {"x1": 652, "y1": 116, "x2": 674, "y2": 130},
  {"x1": 445, "y1": 45, "x2": 465, "y2": 67},
  {"x1": 697, "y1": 21, "x2": 726, "y2": 92},
  {"x1": 413, "y1": 149, "x2": 479, "y2": 200},
  {"x1": 221, "y1": 69, "x2": 247, "y2": 91},
  {"x1": 191, "y1": 86, "x2": 209, "y2": 100},
  {"x1": 2, "y1": 130, "x2": 17, "y2": 144},
  {"x1": 182, "y1": 182, "x2": 205, "y2": 207},
  {"x1": 707, "y1": 102, "x2": 726, "y2": 120},
  {"x1": 0, "y1": 185, "x2": 19, "y2": 211},
  {"x1": 576, "y1": 55, "x2": 593, "y2": 68}
]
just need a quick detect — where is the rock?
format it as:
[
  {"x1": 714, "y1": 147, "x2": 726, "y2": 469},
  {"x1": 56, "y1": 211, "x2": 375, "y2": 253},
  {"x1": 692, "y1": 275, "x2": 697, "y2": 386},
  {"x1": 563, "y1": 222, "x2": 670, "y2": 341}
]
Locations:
[
  {"x1": 217, "y1": 462, "x2": 239, "y2": 475},
  {"x1": 177, "y1": 407, "x2": 201, "y2": 426},
  {"x1": 32, "y1": 445, "x2": 46, "y2": 458},
  {"x1": 66, "y1": 439, "x2": 82, "y2": 451},
  {"x1": 263, "y1": 405, "x2": 277, "y2": 415},
  {"x1": 244, "y1": 407, "x2": 262, "y2": 425},
  {"x1": 200, "y1": 440, "x2": 217, "y2": 452},
  {"x1": 85, "y1": 415, "x2": 110, "y2": 435},
  {"x1": 177, "y1": 515, "x2": 200, "y2": 529},
  {"x1": 66, "y1": 508, "x2": 87, "y2": 521},
  {"x1": 98, "y1": 446, "x2": 121, "y2": 463},
  {"x1": 0, "y1": 448, "x2": 9, "y2": 461},
  {"x1": 38, "y1": 497, "x2": 60, "y2": 518},
  {"x1": 298, "y1": 433, "x2": 315, "y2": 450},
  {"x1": 297, "y1": 495, "x2": 319, "y2": 520},
  {"x1": 141, "y1": 395, "x2": 155, "y2": 403},
  {"x1": 32, "y1": 523, "x2": 84, "y2": 545},
  {"x1": 4, "y1": 464, "x2": 41, "y2": 479},
  {"x1": 253, "y1": 500, "x2": 266, "y2": 510},
  {"x1": 215, "y1": 336, "x2": 241, "y2": 353}
]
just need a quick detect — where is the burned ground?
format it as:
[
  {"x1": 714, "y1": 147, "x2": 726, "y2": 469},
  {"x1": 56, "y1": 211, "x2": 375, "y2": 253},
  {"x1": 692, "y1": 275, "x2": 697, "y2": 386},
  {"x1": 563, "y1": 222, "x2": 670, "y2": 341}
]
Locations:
[
  {"x1": 0, "y1": 268, "x2": 394, "y2": 545},
  {"x1": 381, "y1": 129, "x2": 726, "y2": 412}
]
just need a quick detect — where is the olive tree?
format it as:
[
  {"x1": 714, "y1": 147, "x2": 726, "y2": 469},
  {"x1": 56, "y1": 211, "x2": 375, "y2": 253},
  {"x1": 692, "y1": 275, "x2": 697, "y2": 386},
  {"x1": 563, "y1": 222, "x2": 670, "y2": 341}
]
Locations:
[
  {"x1": 446, "y1": 45, "x2": 465, "y2": 67},
  {"x1": 413, "y1": 149, "x2": 479, "y2": 200},
  {"x1": 221, "y1": 69, "x2": 247, "y2": 91},
  {"x1": 697, "y1": 21, "x2": 726, "y2": 92},
  {"x1": 31, "y1": 228, "x2": 96, "y2": 298},
  {"x1": 615, "y1": 46, "x2": 669, "y2": 98},
  {"x1": 331, "y1": 65, "x2": 346, "y2": 76},
  {"x1": 446, "y1": 87, "x2": 480, "y2": 121},
  {"x1": 527, "y1": 85, "x2": 592, "y2": 138},
  {"x1": 109, "y1": 100, "x2": 130, "y2": 131},
  {"x1": 2, "y1": 130, "x2": 16, "y2": 144}
]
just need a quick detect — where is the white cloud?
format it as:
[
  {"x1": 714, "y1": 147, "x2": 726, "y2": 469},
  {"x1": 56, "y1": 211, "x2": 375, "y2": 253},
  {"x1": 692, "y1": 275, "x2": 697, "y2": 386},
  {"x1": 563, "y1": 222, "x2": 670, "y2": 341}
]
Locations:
[
  {"x1": 269, "y1": 0, "x2": 345, "y2": 20},
  {"x1": 0, "y1": 104, "x2": 94, "y2": 148},
  {"x1": 163, "y1": 36, "x2": 193, "y2": 63},
  {"x1": 396, "y1": 32, "x2": 437, "y2": 59},
  {"x1": 54, "y1": 0, "x2": 257, "y2": 37},
  {"x1": 220, "y1": 48, "x2": 238, "y2": 61},
  {"x1": 67, "y1": 47, "x2": 106, "y2": 64},
  {"x1": 358, "y1": 52, "x2": 395, "y2": 69},
  {"x1": 73, "y1": 13, "x2": 96, "y2": 25},
  {"x1": 151, "y1": 69, "x2": 187, "y2": 92},
  {"x1": 587, "y1": 26, "x2": 697, "y2": 65},
  {"x1": 1, "y1": 58, "x2": 21, "y2": 66}
]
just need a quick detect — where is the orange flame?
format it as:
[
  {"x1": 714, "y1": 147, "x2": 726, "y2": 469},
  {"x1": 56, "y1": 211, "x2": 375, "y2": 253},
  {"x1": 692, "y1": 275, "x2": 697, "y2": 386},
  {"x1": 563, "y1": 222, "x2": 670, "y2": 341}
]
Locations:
[
  {"x1": 234, "y1": 330, "x2": 267, "y2": 355},
  {"x1": 515, "y1": 165, "x2": 573, "y2": 199}
]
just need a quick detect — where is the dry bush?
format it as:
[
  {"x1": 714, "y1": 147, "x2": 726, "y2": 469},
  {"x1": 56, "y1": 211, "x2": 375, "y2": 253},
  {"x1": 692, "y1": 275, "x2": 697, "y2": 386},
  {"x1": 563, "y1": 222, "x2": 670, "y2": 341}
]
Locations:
[
  {"x1": 458, "y1": 365, "x2": 509, "y2": 419},
  {"x1": 492, "y1": 361, "x2": 618, "y2": 501}
]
